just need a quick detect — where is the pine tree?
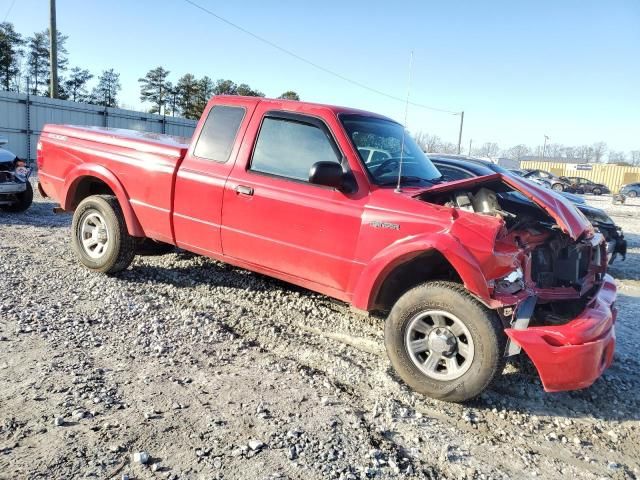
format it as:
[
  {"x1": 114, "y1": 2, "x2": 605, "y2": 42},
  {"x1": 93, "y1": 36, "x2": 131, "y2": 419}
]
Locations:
[
  {"x1": 213, "y1": 79, "x2": 237, "y2": 95},
  {"x1": 236, "y1": 83, "x2": 264, "y2": 97},
  {"x1": 138, "y1": 66, "x2": 171, "y2": 114},
  {"x1": 63, "y1": 67, "x2": 93, "y2": 102},
  {"x1": 0, "y1": 22, "x2": 25, "y2": 91},
  {"x1": 193, "y1": 76, "x2": 214, "y2": 117},
  {"x1": 26, "y1": 29, "x2": 68, "y2": 95},
  {"x1": 26, "y1": 31, "x2": 48, "y2": 94},
  {"x1": 278, "y1": 91, "x2": 300, "y2": 101},
  {"x1": 176, "y1": 73, "x2": 200, "y2": 119},
  {"x1": 91, "y1": 69, "x2": 121, "y2": 107}
]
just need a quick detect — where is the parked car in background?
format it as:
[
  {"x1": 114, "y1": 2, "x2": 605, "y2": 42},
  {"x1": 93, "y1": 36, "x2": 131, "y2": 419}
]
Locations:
[
  {"x1": 520, "y1": 169, "x2": 575, "y2": 192},
  {"x1": 0, "y1": 139, "x2": 33, "y2": 213},
  {"x1": 563, "y1": 176, "x2": 610, "y2": 195},
  {"x1": 618, "y1": 182, "x2": 640, "y2": 198},
  {"x1": 430, "y1": 155, "x2": 627, "y2": 263},
  {"x1": 509, "y1": 169, "x2": 585, "y2": 203}
]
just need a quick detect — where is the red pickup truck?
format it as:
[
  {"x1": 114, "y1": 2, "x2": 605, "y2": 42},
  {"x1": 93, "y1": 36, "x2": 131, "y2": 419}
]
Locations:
[{"x1": 37, "y1": 96, "x2": 616, "y2": 402}]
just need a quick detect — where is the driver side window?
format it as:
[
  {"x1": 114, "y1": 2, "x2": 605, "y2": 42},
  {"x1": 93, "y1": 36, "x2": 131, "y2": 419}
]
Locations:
[{"x1": 250, "y1": 117, "x2": 340, "y2": 182}]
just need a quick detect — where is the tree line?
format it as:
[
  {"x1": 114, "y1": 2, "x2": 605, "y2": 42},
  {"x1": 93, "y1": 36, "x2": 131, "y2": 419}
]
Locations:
[
  {"x1": 415, "y1": 132, "x2": 640, "y2": 166},
  {"x1": 137, "y1": 67, "x2": 299, "y2": 119},
  {"x1": 0, "y1": 22, "x2": 299, "y2": 118}
]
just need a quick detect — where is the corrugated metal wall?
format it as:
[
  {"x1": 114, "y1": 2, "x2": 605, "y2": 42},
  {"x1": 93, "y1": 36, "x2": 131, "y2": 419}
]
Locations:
[
  {"x1": 520, "y1": 161, "x2": 640, "y2": 193},
  {"x1": 0, "y1": 90, "x2": 198, "y2": 162}
]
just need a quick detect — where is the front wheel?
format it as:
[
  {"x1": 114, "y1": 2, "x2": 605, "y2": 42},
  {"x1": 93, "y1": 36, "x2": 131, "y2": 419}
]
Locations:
[
  {"x1": 593, "y1": 188, "x2": 602, "y2": 195},
  {"x1": 551, "y1": 183, "x2": 564, "y2": 192},
  {"x1": 71, "y1": 195, "x2": 137, "y2": 274},
  {"x1": 628, "y1": 190, "x2": 638, "y2": 198},
  {"x1": 384, "y1": 281, "x2": 506, "y2": 402}
]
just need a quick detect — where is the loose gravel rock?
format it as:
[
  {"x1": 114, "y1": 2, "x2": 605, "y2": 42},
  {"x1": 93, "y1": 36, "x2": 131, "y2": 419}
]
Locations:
[{"x1": 0, "y1": 187, "x2": 639, "y2": 479}]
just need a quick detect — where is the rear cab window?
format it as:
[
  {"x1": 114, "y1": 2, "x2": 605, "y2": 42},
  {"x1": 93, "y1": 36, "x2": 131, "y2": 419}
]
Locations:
[
  {"x1": 250, "y1": 115, "x2": 341, "y2": 182},
  {"x1": 193, "y1": 105, "x2": 246, "y2": 162}
]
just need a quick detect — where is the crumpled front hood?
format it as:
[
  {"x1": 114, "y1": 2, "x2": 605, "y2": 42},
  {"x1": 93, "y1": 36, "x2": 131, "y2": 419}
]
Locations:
[{"x1": 413, "y1": 173, "x2": 593, "y2": 240}]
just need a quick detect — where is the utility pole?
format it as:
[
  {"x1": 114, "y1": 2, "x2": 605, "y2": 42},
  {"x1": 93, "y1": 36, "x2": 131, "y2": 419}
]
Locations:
[
  {"x1": 468, "y1": 139, "x2": 472, "y2": 156},
  {"x1": 541, "y1": 134, "x2": 549, "y2": 160},
  {"x1": 456, "y1": 111, "x2": 464, "y2": 154},
  {"x1": 49, "y1": 0, "x2": 58, "y2": 98}
]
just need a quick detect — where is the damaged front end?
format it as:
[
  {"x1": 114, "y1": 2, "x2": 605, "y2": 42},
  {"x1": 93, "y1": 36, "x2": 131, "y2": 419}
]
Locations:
[
  {"x1": 0, "y1": 148, "x2": 32, "y2": 206},
  {"x1": 417, "y1": 173, "x2": 616, "y2": 392}
]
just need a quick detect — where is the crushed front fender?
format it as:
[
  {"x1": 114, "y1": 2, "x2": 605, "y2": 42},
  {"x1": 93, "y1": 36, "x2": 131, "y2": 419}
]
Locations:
[{"x1": 505, "y1": 275, "x2": 616, "y2": 392}]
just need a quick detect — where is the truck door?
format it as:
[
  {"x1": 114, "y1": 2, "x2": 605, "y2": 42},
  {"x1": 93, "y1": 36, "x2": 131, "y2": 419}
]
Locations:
[
  {"x1": 172, "y1": 99, "x2": 257, "y2": 256},
  {"x1": 221, "y1": 109, "x2": 365, "y2": 295}
]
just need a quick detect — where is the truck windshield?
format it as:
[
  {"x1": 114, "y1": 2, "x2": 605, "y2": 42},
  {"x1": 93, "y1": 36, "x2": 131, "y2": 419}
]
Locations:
[{"x1": 340, "y1": 114, "x2": 442, "y2": 186}]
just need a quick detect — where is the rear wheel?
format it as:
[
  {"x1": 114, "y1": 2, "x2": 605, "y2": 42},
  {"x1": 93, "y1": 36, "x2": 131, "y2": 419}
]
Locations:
[
  {"x1": 551, "y1": 183, "x2": 564, "y2": 192},
  {"x1": 384, "y1": 281, "x2": 506, "y2": 402},
  {"x1": 0, "y1": 182, "x2": 33, "y2": 213},
  {"x1": 628, "y1": 190, "x2": 638, "y2": 198},
  {"x1": 71, "y1": 195, "x2": 137, "y2": 274}
]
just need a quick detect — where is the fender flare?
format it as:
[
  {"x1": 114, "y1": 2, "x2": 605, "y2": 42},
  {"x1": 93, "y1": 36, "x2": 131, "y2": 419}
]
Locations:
[
  {"x1": 351, "y1": 233, "x2": 492, "y2": 311},
  {"x1": 62, "y1": 164, "x2": 145, "y2": 237}
]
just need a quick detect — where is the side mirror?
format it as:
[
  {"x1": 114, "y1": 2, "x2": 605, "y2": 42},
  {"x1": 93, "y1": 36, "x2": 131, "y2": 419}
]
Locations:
[{"x1": 309, "y1": 161, "x2": 353, "y2": 192}]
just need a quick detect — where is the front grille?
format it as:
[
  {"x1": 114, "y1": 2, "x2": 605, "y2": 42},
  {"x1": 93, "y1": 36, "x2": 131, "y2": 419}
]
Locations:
[{"x1": 531, "y1": 243, "x2": 592, "y2": 288}]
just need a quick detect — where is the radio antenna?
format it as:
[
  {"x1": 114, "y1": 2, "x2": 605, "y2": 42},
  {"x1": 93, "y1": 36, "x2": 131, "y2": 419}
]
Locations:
[{"x1": 396, "y1": 51, "x2": 414, "y2": 193}]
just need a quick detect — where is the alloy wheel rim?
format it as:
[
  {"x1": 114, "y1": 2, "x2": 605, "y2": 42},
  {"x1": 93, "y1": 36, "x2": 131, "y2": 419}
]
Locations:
[
  {"x1": 79, "y1": 211, "x2": 109, "y2": 259},
  {"x1": 405, "y1": 310, "x2": 475, "y2": 381}
]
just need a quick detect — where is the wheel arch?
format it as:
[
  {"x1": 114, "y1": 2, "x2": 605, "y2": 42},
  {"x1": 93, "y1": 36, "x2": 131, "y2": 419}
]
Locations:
[
  {"x1": 351, "y1": 235, "x2": 492, "y2": 312},
  {"x1": 62, "y1": 164, "x2": 145, "y2": 237}
]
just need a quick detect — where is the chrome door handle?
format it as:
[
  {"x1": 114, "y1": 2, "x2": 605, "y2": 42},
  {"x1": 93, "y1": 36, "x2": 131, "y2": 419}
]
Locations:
[{"x1": 235, "y1": 185, "x2": 254, "y2": 196}]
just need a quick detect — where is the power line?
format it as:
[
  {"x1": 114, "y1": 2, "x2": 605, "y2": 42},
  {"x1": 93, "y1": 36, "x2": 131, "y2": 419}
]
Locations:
[
  {"x1": 182, "y1": 0, "x2": 460, "y2": 115},
  {"x1": 3, "y1": 0, "x2": 17, "y2": 22}
]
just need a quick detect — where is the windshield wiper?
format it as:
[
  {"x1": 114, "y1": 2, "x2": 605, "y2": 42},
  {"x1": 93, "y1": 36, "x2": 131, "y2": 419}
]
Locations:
[{"x1": 379, "y1": 176, "x2": 439, "y2": 187}]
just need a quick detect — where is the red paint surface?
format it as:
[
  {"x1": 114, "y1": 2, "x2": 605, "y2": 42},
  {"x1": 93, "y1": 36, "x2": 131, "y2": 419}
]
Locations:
[
  {"x1": 506, "y1": 275, "x2": 616, "y2": 392},
  {"x1": 37, "y1": 95, "x2": 616, "y2": 392}
]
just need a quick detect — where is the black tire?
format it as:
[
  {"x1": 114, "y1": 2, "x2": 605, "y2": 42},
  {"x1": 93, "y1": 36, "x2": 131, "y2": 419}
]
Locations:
[
  {"x1": 551, "y1": 183, "x2": 564, "y2": 192},
  {"x1": 136, "y1": 238, "x2": 174, "y2": 256},
  {"x1": 593, "y1": 188, "x2": 602, "y2": 196},
  {"x1": 628, "y1": 190, "x2": 638, "y2": 198},
  {"x1": 384, "y1": 281, "x2": 506, "y2": 403},
  {"x1": 71, "y1": 195, "x2": 137, "y2": 274},
  {"x1": 0, "y1": 182, "x2": 33, "y2": 213}
]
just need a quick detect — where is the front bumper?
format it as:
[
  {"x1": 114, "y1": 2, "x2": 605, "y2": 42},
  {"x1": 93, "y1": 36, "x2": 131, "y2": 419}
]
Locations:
[
  {"x1": 0, "y1": 182, "x2": 27, "y2": 194},
  {"x1": 505, "y1": 274, "x2": 616, "y2": 392}
]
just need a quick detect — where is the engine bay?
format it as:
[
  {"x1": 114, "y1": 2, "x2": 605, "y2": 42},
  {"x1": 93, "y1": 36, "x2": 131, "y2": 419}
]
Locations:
[{"x1": 418, "y1": 179, "x2": 602, "y2": 291}]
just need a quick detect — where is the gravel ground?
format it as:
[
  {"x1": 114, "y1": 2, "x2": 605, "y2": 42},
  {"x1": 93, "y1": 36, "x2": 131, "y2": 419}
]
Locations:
[{"x1": 1, "y1": 187, "x2": 639, "y2": 480}]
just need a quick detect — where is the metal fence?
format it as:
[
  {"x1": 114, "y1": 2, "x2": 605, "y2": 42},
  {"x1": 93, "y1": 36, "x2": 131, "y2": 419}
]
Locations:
[
  {"x1": 521, "y1": 161, "x2": 640, "y2": 193},
  {"x1": 0, "y1": 90, "x2": 198, "y2": 163}
]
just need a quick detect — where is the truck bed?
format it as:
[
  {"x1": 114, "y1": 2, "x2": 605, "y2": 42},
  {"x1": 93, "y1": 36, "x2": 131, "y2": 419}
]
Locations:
[
  {"x1": 38, "y1": 125, "x2": 192, "y2": 243},
  {"x1": 43, "y1": 125, "x2": 191, "y2": 160}
]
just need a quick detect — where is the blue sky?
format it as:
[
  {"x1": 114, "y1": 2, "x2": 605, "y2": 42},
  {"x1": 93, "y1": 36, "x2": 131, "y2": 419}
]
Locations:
[{"x1": 3, "y1": 0, "x2": 639, "y2": 153}]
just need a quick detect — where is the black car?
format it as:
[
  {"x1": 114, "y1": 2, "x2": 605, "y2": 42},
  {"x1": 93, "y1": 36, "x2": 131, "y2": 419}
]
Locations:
[
  {"x1": 562, "y1": 176, "x2": 610, "y2": 195},
  {"x1": 429, "y1": 155, "x2": 627, "y2": 263}
]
